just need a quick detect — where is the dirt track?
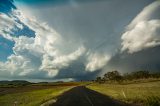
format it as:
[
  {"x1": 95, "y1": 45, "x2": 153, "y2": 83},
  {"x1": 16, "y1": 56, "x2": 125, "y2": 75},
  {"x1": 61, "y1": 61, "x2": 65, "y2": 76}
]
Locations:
[{"x1": 52, "y1": 86, "x2": 135, "y2": 106}]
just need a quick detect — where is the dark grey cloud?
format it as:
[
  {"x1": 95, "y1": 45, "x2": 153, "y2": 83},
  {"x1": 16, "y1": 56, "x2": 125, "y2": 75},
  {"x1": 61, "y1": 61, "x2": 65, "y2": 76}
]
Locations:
[
  {"x1": 54, "y1": 58, "x2": 100, "y2": 81},
  {"x1": 104, "y1": 46, "x2": 160, "y2": 74}
]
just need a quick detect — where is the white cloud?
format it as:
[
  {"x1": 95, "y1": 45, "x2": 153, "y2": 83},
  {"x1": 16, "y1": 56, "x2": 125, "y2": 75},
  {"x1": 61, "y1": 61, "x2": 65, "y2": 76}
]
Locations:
[
  {"x1": 0, "y1": 53, "x2": 36, "y2": 77},
  {"x1": 122, "y1": 20, "x2": 160, "y2": 53},
  {"x1": 121, "y1": 1, "x2": 160, "y2": 53},
  {"x1": 0, "y1": 13, "x2": 23, "y2": 40},
  {"x1": 0, "y1": 55, "x2": 26, "y2": 76},
  {"x1": 0, "y1": 10, "x2": 87, "y2": 78},
  {"x1": 7, "y1": 11, "x2": 61, "y2": 77},
  {"x1": 40, "y1": 46, "x2": 86, "y2": 77},
  {"x1": 13, "y1": 10, "x2": 61, "y2": 56},
  {"x1": 128, "y1": 1, "x2": 160, "y2": 28},
  {"x1": 0, "y1": 10, "x2": 59, "y2": 77},
  {"x1": 85, "y1": 52, "x2": 110, "y2": 72}
]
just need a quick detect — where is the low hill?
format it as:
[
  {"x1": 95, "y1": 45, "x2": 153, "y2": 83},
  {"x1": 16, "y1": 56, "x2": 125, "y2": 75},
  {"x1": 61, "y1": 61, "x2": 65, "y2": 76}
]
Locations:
[{"x1": 0, "y1": 80, "x2": 31, "y2": 87}]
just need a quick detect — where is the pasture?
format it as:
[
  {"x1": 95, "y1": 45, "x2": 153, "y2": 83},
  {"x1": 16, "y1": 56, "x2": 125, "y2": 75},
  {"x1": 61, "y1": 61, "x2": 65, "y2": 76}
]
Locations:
[
  {"x1": 0, "y1": 82, "x2": 79, "y2": 106},
  {"x1": 87, "y1": 80, "x2": 160, "y2": 106}
]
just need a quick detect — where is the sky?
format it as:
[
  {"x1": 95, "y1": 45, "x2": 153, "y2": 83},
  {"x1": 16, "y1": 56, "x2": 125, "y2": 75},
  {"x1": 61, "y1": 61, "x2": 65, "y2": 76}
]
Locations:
[{"x1": 0, "y1": 0, "x2": 160, "y2": 81}]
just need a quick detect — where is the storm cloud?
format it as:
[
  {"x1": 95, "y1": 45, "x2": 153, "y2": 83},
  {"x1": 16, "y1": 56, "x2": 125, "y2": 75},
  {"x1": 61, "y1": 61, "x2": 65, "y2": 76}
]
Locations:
[{"x1": 0, "y1": 0, "x2": 159, "y2": 81}]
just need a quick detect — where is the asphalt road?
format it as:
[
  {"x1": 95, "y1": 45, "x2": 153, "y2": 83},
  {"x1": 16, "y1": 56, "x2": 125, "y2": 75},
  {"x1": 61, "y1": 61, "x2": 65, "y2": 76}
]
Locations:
[{"x1": 52, "y1": 86, "x2": 135, "y2": 106}]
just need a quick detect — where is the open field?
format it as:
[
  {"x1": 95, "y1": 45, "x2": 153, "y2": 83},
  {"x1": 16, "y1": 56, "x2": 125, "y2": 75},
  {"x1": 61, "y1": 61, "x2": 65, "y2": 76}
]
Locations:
[
  {"x1": 87, "y1": 80, "x2": 160, "y2": 106},
  {"x1": 0, "y1": 80, "x2": 160, "y2": 106},
  {"x1": 0, "y1": 82, "x2": 80, "y2": 106},
  {"x1": 0, "y1": 82, "x2": 81, "y2": 95}
]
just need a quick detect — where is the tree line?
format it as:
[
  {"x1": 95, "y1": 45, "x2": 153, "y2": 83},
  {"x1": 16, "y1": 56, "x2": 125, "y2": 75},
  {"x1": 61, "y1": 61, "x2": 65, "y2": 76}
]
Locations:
[{"x1": 95, "y1": 70, "x2": 160, "y2": 83}]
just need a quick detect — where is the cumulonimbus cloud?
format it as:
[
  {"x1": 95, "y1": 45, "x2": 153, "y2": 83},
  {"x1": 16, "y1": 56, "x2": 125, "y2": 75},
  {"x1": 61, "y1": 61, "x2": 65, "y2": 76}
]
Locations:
[
  {"x1": 0, "y1": 9, "x2": 91, "y2": 79},
  {"x1": 1, "y1": 0, "x2": 158, "y2": 80}
]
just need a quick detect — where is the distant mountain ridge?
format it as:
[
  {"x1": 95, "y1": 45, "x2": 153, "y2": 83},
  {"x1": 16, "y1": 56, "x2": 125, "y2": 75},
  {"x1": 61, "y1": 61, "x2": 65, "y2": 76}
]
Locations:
[{"x1": 0, "y1": 80, "x2": 31, "y2": 87}]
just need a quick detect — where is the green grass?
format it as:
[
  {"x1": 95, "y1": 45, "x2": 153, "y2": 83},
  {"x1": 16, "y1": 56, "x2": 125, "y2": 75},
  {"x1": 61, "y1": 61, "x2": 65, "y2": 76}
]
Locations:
[
  {"x1": 87, "y1": 81, "x2": 160, "y2": 106},
  {"x1": 0, "y1": 86, "x2": 73, "y2": 106}
]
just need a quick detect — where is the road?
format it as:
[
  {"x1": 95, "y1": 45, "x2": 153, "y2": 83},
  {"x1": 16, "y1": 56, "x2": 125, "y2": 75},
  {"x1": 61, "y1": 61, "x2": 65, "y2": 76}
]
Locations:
[{"x1": 51, "y1": 86, "x2": 135, "y2": 106}]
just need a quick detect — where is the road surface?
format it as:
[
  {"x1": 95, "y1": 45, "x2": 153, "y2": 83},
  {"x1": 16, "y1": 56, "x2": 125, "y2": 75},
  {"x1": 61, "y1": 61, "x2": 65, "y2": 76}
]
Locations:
[{"x1": 52, "y1": 86, "x2": 135, "y2": 106}]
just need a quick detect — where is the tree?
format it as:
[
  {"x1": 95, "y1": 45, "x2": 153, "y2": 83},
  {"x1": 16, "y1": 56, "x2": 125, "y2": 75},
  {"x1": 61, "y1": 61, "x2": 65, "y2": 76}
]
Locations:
[
  {"x1": 104, "y1": 70, "x2": 123, "y2": 81},
  {"x1": 151, "y1": 73, "x2": 160, "y2": 78},
  {"x1": 131, "y1": 71, "x2": 150, "y2": 79},
  {"x1": 95, "y1": 77, "x2": 103, "y2": 83}
]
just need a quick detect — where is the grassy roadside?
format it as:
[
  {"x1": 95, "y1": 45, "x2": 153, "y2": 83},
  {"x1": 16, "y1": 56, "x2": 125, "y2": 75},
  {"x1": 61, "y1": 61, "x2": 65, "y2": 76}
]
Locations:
[
  {"x1": 87, "y1": 81, "x2": 160, "y2": 106},
  {"x1": 0, "y1": 86, "x2": 73, "y2": 106}
]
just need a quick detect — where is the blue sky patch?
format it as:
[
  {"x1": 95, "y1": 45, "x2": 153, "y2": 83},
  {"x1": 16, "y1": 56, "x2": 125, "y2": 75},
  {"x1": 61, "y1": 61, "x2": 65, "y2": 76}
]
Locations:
[
  {"x1": 0, "y1": 0, "x2": 16, "y2": 14},
  {"x1": 11, "y1": 24, "x2": 35, "y2": 38},
  {"x1": 0, "y1": 35, "x2": 14, "y2": 61}
]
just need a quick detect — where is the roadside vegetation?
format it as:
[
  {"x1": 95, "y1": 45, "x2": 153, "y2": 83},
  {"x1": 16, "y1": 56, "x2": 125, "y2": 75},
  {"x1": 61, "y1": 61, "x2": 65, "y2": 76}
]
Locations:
[
  {"x1": 95, "y1": 70, "x2": 160, "y2": 84},
  {"x1": 88, "y1": 70, "x2": 160, "y2": 106}
]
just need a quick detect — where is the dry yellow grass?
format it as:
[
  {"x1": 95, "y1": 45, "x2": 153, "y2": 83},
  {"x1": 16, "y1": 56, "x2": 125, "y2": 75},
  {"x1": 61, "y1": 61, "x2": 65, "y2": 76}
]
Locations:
[{"x1": 87, "y1": 81, "x2": 160, "y2": 105}]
